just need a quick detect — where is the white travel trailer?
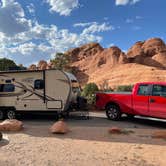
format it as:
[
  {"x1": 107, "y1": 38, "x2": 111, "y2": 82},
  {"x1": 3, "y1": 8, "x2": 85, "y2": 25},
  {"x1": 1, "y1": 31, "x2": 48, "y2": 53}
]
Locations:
[{"x1": 0, "y1": 69, "x2": 84, "y2": 119}]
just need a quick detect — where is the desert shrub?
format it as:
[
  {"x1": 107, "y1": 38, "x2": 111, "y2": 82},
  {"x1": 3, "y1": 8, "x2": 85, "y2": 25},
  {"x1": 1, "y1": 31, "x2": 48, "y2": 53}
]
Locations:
[
  {"x1": 116, "y1": 85, "x2": 133, "y2": 92},
  {"x1": 81, "y1": 83, "x2": 99, "y2": 104},
  {"x1": 50, "y1": 52, "x2": 71, "y2": 71}
]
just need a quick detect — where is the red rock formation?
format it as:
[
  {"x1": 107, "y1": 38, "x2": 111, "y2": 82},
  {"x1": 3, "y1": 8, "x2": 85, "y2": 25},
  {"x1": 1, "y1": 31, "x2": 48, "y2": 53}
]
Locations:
[
  {"x1": 28, "y1": 37, "x2": 166, "y2": 88},
  {"x1": 28, "y1": 64, "x2": 37, "y2": 70}
]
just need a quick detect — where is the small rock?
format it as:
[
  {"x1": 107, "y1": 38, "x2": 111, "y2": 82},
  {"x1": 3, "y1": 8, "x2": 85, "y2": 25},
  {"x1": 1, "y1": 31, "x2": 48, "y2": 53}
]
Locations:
[
  {"x1": 152, "y1": 130, "x2": 166, "y2": 139},
  {"x1": 0, "y1": 132, "x2": 2, "y2": 141},
  {"x1": 0, "y1": 119, "x2": 23, "y2": 131},
  {"x1": 50, "y1": 119, "x2": 69, "y2": 134},
  {"x1": 108, "y1": 127, "x2": 122, "y2": 134}
]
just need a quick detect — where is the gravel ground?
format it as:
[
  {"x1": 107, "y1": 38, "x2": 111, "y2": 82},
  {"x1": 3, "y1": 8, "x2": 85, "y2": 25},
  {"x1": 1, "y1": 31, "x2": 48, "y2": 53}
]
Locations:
[{"x1": 0, "y1": 112, "x2": 166, "y2": 166}]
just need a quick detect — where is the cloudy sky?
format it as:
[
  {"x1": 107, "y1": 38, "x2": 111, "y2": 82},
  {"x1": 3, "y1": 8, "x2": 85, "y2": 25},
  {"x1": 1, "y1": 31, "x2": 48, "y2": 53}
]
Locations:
[{"x1": 0, "y1": 0, "x2": 165, "y2": 66}]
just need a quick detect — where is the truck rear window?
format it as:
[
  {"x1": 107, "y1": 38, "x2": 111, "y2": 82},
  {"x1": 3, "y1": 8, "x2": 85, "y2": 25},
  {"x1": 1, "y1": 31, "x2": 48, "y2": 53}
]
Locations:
[
  {"x1": 152, "y1": 85, "x2": 166, "y2": 97},
  {"x1": 137, "y1": 85, "x2": 148, "y2": 96}
]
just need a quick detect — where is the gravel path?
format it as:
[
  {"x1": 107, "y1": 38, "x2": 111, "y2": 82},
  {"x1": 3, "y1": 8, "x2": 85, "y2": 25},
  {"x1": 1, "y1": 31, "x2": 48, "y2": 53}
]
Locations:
[{"x1": 0, "y1": 112, "x2": 166, "y2": 166}]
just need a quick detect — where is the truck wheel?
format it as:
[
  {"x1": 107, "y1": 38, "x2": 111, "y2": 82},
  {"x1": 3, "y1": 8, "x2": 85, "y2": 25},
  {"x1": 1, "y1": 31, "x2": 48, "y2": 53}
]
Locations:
[
  {"x1": 106, "y1": 104, "x2": 121, "y2": 121},
  {"x1": 7, "y1": 110, "x2": 16, "y2": 119},
  {"x1": 0, "y1": 110, "x2": 4, "y2": 120}
]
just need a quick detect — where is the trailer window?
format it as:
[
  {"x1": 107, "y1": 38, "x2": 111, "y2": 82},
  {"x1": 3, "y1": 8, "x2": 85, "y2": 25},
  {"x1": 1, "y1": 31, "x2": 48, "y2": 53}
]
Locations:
[
  {"x1": 34, "y1": 80, "x2": 44, "y2": 89},
  {"x1": 137, "y1": 85, "x2": 148, "y2": 96},
  {"x1": 0, "y1": 84, "x2": 15, "y2": 92}
]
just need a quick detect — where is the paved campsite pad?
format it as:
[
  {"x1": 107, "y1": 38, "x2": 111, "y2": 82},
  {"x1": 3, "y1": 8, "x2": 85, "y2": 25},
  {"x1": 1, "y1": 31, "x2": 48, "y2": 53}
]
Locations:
[{"x1": 0, "y1": 112, "x2": 166, "y2": 166}]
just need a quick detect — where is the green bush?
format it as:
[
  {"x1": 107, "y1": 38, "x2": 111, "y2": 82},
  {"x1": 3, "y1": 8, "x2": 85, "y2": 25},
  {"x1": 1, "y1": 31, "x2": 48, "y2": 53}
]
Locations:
[
  {"x1": 81, "y1": 83, "x2": 99, "y2": 104},
  {"x1": 116, "y1": 85, "x2": 133, "y2": 92}
]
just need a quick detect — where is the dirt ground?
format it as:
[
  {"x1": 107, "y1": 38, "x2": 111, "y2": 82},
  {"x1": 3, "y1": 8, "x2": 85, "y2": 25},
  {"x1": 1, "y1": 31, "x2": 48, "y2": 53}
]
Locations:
[{"x1": 0, "y1": 112, "x2": 166, "y2": 166}]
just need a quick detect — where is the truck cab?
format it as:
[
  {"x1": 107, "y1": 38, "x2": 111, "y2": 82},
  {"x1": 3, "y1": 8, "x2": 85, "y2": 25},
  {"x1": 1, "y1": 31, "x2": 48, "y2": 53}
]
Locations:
[{"x1": 96, "y1": 82, "x2": 166, "y2": 120}]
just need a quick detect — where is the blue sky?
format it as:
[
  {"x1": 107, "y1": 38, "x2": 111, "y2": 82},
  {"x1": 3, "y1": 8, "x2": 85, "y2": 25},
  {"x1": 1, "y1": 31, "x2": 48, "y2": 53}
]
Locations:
[{"x1": 0, "y1": 0, "x2": 165, "y2": 66}]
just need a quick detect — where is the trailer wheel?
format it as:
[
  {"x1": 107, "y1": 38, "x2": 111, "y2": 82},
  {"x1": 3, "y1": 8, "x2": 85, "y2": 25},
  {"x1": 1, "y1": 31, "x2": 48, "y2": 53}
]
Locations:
[
  {"x1": 106, "y1": 104, "x2": 121, "y2": 121},
  {"x1": 0, "y1": 110, "x2": 5, "y2": 120},
  {"x1": 7, "y1": 110, "x2": 16, "y2": 119}
]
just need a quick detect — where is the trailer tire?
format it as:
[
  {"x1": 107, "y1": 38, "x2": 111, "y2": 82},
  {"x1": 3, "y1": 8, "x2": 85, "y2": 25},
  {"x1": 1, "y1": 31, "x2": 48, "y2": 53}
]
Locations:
[
  {"x1": 7, "y1": 110, "x2": 16, "y2": 119},
  {"x1": 0, "y1": 110, "x2": 5, "y2": 120},
  {"x1": 106, "y1": 104, "x2": 121, "y2": 121}
]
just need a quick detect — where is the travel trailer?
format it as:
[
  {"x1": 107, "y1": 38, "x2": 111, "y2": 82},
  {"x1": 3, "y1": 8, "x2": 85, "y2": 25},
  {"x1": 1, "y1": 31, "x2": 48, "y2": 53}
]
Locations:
[{"x1": 0, "y1": 69, "x2": 84, "y2": 119}]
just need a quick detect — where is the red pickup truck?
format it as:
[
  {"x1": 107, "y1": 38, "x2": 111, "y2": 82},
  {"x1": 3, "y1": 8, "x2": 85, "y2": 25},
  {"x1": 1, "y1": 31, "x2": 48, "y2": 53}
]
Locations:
[{"x1": 96, "y1": 82, "x2": 166, "y2": 120}]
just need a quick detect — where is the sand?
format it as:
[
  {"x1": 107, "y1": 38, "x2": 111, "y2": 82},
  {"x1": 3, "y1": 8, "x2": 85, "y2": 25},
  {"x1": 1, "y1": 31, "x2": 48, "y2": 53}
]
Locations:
[{"x1": 0, "y1": 112, "x2": 166, "y2": 166}]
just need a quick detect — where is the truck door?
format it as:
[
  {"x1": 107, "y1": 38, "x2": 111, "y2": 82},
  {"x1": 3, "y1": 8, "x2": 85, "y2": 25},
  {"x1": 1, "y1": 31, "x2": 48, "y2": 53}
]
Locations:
[
  {"x1": 133, "y1": 84, "x2": 150, "y2": 116},
  {"x1": 149, "y1": 84, "x2": 166, "y2": 119}
]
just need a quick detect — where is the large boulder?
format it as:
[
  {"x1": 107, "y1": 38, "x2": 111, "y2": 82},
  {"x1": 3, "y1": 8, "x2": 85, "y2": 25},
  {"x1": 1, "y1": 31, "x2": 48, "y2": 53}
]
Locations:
[
  {"x1": 127, "y1": 41, "x2": 145, "y2": 58},
  {"x1": 66, "y1": 42, "x2": 104, "y2": 62},
  {"x1": 142, "y1": 38, "x2": 166, "y2": 57},
  {"x1": 0, "y1": 119, "x2": 23, "y2": 131},
  {"x1": 50, "y1": 120, "x2": 69, "y2": 134}
]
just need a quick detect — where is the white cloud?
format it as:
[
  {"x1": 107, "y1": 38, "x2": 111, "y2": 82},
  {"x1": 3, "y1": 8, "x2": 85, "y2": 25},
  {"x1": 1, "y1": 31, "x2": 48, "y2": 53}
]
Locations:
[
  {"x1": 46, "y1": 0, "x2": 79, "y2": 16},
  {"x1": 0, "y1": 1, "x2": 114, "y2": 66},
  {"x1": 82, "y1": 22, "x2": 114, "y2": 35},
  {"x1": 73, "y1": 22, "x2": 97, "y2": 28},
  {"x1": 115, "y1": 0, "x2": 141, "y2": 5},
  {"x1": 0, "y1": 0, "x2": 32, "y2": 36},
  {"x1": 27, "y1": 3, "x2": 35, "y2": 16}
]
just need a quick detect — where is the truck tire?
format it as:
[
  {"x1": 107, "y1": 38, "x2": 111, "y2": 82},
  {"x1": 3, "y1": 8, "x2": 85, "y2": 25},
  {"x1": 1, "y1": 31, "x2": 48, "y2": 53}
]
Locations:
[
  {"x1": 7, "y1": 110, "x2": 16, "y2": 119},
  {"x1": 106, "y1": 104, "x2": 121, "y2": 121},
  {"x1": 0, "y1": 110, "x2": 4, "y2": 120}
]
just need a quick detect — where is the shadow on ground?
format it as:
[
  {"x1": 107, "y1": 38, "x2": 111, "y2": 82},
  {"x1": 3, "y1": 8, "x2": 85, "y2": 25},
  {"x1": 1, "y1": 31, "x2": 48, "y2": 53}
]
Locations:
[{"x1": 12, "y1": 112, "x2": 166, "y2": 146}]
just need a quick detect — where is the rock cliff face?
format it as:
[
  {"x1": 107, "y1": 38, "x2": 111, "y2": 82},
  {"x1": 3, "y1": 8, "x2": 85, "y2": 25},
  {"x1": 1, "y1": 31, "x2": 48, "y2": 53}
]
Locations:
[
  {"x1": 65, "y1": 38, "x2": 166, "y2": 87},
  {"x1": 29, "y1": 38, "x2": 166, "y2": 88}
]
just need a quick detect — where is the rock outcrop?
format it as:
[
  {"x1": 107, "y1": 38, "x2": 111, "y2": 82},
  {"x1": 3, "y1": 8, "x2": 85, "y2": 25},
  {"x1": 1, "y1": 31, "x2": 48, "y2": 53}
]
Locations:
[
  {"x1": 0, "y1": 119, "x2": 23, "y2": 131},
  {"x1": 28, "y1": 37, "x2": 166, "y2": 88}
]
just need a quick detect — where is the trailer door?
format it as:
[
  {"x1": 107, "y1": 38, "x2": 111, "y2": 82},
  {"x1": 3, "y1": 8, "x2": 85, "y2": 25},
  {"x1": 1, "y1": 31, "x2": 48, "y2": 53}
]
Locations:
[{"x1": 45, "y1": 70, "x2": 70, "y2": 110}]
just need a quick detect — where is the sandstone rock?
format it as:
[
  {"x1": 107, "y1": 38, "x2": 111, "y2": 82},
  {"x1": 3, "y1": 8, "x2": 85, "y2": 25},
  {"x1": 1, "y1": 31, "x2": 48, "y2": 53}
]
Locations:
[
  {"x1": 142, "y1": 38, "x2": 166, "y2": 56},
  {"x1": 28, "y1": 37, "x2": 166, "y2": 88},
  {"x1": 0, "y1": 119, "x2": 23, "y2": 131},
  {"x1": 28, "y1": 64, "x2": 37, "y2": 70},
  {"x1": 127, "y1": 41, "x2": 144, "y2": 58},
  {"x1": 0, "y1": 132, "x2": 2, "y2": 141},
  {"x1": 37, "y1": 60, "x2": 48, "y2": 70},
  {"x1": 152, "y1": 52, "x2": 166, "y2": 68},
  {"x1": 50, "y1": 120, "x2": 69, "y2": 134},
  {"x1": 108, "y1": 127, "x2": 123, "y2": 134},
  {"x1": 152, "y1": 130, "x2": 166, "y2": 139}
]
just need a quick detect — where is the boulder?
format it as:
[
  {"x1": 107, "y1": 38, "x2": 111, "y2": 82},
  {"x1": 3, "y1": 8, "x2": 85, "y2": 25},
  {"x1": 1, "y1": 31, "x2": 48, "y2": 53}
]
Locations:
[
  {"x1": 142, "y1": 38, "x2": 166, "y2": 56},
  {"x1": 50, "y1": 120, "x2": 69, "y2": 134},
  {"x1": 108, "y1": 127, "x2": 123, "y2": 134},
  {"x1": 0, "y1": 119, "x2": 23, "y2": 131},
  {"x1": 0, "y1": 132, "x2": 2, "y2": 141},
  {"x1": 152, "y1": 130, "x2": 166, "y2": 139}
]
